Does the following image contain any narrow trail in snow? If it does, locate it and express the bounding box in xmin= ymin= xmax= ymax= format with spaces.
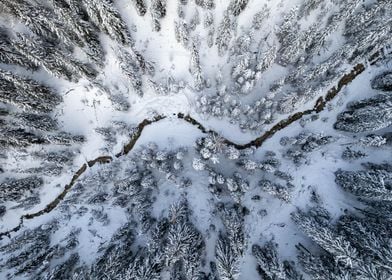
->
xmin=0 ymin=61 xmax=371 ymax=240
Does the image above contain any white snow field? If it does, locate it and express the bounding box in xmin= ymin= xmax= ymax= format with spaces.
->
xmin=0 ymin=0 xmax=391 ymax=279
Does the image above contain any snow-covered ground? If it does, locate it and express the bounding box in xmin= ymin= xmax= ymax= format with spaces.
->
xmin=0 ymin=0 xmax=391 ymax=279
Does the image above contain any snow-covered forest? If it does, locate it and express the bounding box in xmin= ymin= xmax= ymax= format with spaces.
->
xmin=0 ymin=0 xmax=391 ymax=279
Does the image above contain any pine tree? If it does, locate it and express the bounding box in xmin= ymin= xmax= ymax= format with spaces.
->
xmin=189 ymin=44 xmax=204 ymax=91
xmin=164 ymin=201 xmax=205 ymax=279
xmin=214 ymin=203 xmax=245 ymax=279
xmin=292 ymin=208 xmax=358 ymax=268
xmin=115 ymin=46 xmax=144 ymax=96
xmin=371 ymin=71 xmax=392 ymax=92
xmin=0 ymin=176 xmax=43 ymax=202
xmin=341 ymin=148 xmax=367 ymax=161
xmin=298 ymin=0 xmax=323 ymax=18
xmin=259 ymin=179 xmax=292 ymax=202
xmin=252 ymin=5 xmax=271 ymax=30
xmin=150 ymin=0 xmax=167 ymax=31
xmin=215 ymin=234 xmax=241 ymax=280
xmin=13 ymin=33 xmax=97 ymax=82
xmin=50 ymin=0 xmax=104 ymax=64
xmin=1 ymin=0 xmax=79 ymax=47
xmin=228 ymin=0 xmax=249 ymax=16
xmin=296 ymin=244 xmax=347 ymax=280
xmin=81 ymin=0 xmax=131 ymax=44
xmin=195 ymin=0 xmax=214 ymax=9
xmin=216 ymin=12 xmax=235 ymax=56
xmin=132 ymin=0 xmax=147 ymax=16
xmin=0 ymin=27 xmax=37 ymax=69
xmin=256 ymin=44 xmax=277 ymax=73
xmin=335 ymin=165 xmax=392 ymax=201
xmin=334 ymin=94 xmax=392 ymax=133
xmin=44 ymin=253 xmax=80 ymax=279
xmin=294 ymin=203 xmax=392 ymax=279
xmin=175 ymin=20 xmax=190 ymax=48
xmin=0 ymin=69 xmax=61 ymax=113
xmin=8 ymin=112 xmax=58 ymax=131
xmin=359 ymin=134 xmax=387 ymax=147
xmin=252 ymin=240 xmax=302 ymax=280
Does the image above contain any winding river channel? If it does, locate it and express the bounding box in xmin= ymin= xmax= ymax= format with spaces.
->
xmin=0 ymin=62 xmax=367 ymax=239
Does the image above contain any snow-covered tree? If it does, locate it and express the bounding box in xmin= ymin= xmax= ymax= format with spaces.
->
xmin=195 ymin=0 xmax=214 ymax=9
xmin=215 ymin=234 xmax=241 ymax=280
xmin=228 ymin=0 xmax=249 ymax=16
xmin=192 ymin=158 xmax=206 ymax=171
xmin=334 ymin=94 xmax=392 ymax=133
xmin=256 ymin=44 xmax=277 ymax=73
xmin=341 ymin=147 xmax=367 ymax=161
xmin=150 ymin=0 xmax=167 ymax=31
xmin=252 ymin=5 xmax=271 ymax=30
xmin=359 ymin=134 xmax=387 ymax=147
xmin=115 ymin=46 xmax=144 ymax=96
xmin=131 ymin=0 xmax=147 ymax=16
xmin=175 ymin=20 xmax=190 ymax=48
xmin=216 ymin=12 xmax=236 ymax=56
xmin=13 ymin=33 xmax=97 ymax=81
xmin=292 ymin=208 xmax=358 ymax=268
xmin=81 ymin=0 xmax=131 ymax=44
xmin=189 ymin=44 xmax=204 ymax=90
xmin=0 ymin=27 xmax=37 ymax=69
xmin=335 ymin=164 xmax=392 ymax=201
xmin=252 ymin=240 xmax=302 ymax=280
xmin=0 ymin=69 xmax=61 ymax=113
xmin=0 ymin=176 xmax=43 ymax=202
xmin=371 ymin=71 xmax=392 ymax=92
xmin=259 ymin=179 xmax=293 ymax=202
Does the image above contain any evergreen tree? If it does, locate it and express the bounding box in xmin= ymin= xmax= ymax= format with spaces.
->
xmin=50 ymin=0 xmax=104 ymax=64
xmin=132 ymin=0 xmax=147 ymax=16
xmin=292 ymin=208 xmax=358 ymax=268
xmin=189 ymin=44 xmax=205 ymax=91
xmin=335 ymin=164 xmax=392 ymax=201
xmin=13 ymin=33 xmax=97 ymax=82
xmin=359 ymin=134 xmax=387 ymax=147
xmin=215 ymin=203 xmax=245 ymax=280
xmin=228 ymin=0 xmax=249 ymax=16
xmin=215 ymin=234 xmax=241 ymax=280
xmin=371 ymin=71 xmax=392 ymax=92
xmin=256 ymin=44 xmax=277 ymax=73
xmin=81 ymin=0 xmax=131 ymax=44
xmin=150 ymin=0 xmax=167 ymax=31
xmin=0 ymin=176 xmax=43 ymax=202
xmin=252 ymin=240 xmax=303 ymax=280
xmin=252 ymin=5 xmax=271 ymax=30
xmin=1 ymin=0 xmax=79 ymax=47
xmin=216 ymin=12 xmax=236 ymax=56
xmin=195 ymin=0 xmax=214 ymax=9
xmin=0 ymin=27 xmax=37 ymax=69
xmin=334 ymin=94 xmax=392 ymax=133
xmin=115 ymin=46 xmax=144 ymax=96
xmin=175 ymin=20 xmax=190 ymax=48
xmin=0 ymin=69 xmax=61 ymax=113
xmin=259 ymin=179 xmax=293 ymax=202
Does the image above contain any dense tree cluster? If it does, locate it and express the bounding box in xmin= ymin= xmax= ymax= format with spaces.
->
xmin=371 ymin=71 xmax=392 ymax=92
xmin=334 ymin=94 xmax=392 ymax=133
xmin=293 ymin=183 xmax=392 ymax=279
xmin=214 ymin=202 xmax=246 ymax=280
xmin=335 ymin=163 xmax=392 ymax=201
xmin=341 ymin=147 xmax=367 ymax=161
xmin=252 ymin=239 xmax=303 ymax=280
xmin=280 ymin=132 xmax=334 ymax=165
xmin=0 ymin=176 xmax=43 ymax=203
